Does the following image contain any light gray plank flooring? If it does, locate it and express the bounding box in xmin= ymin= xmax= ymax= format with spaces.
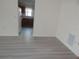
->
xmin=0 ymin=37 xmax=77 ymax=59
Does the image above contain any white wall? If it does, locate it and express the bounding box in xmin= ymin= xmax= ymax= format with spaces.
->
xmin=33 ymin=0 xmax=61 ymax=37
xmin=0 ymin=0 xmax=19 ymax=36
xmin=56 ymin=0 xmax=79 ymax=57
xmin=34 ymin=0 xmax=79 ymax=56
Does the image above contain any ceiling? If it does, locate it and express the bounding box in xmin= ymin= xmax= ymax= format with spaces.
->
xmin=18 ymin=0 xmax=35 ymax=8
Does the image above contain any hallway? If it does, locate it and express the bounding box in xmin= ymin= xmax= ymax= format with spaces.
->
xmin=0 ymin=36 xmax=77 ymax=59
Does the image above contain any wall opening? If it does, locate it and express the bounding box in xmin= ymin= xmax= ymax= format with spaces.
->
xmin=18 ymin=0 xmax=35 ymax=38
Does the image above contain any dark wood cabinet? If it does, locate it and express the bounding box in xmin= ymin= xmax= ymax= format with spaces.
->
xmin=21 ymin=17 xmax=33 ymax=28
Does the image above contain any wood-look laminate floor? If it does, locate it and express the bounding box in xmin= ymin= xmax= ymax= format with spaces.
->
xmin=0 ymin=37 xmax=77 ymax=59
xmin=0 ymin=28 xmax=77 ymax=59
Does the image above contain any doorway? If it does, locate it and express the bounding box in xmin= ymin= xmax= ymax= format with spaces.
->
xmin=18 ymin=0 xmax=35 ymax=38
